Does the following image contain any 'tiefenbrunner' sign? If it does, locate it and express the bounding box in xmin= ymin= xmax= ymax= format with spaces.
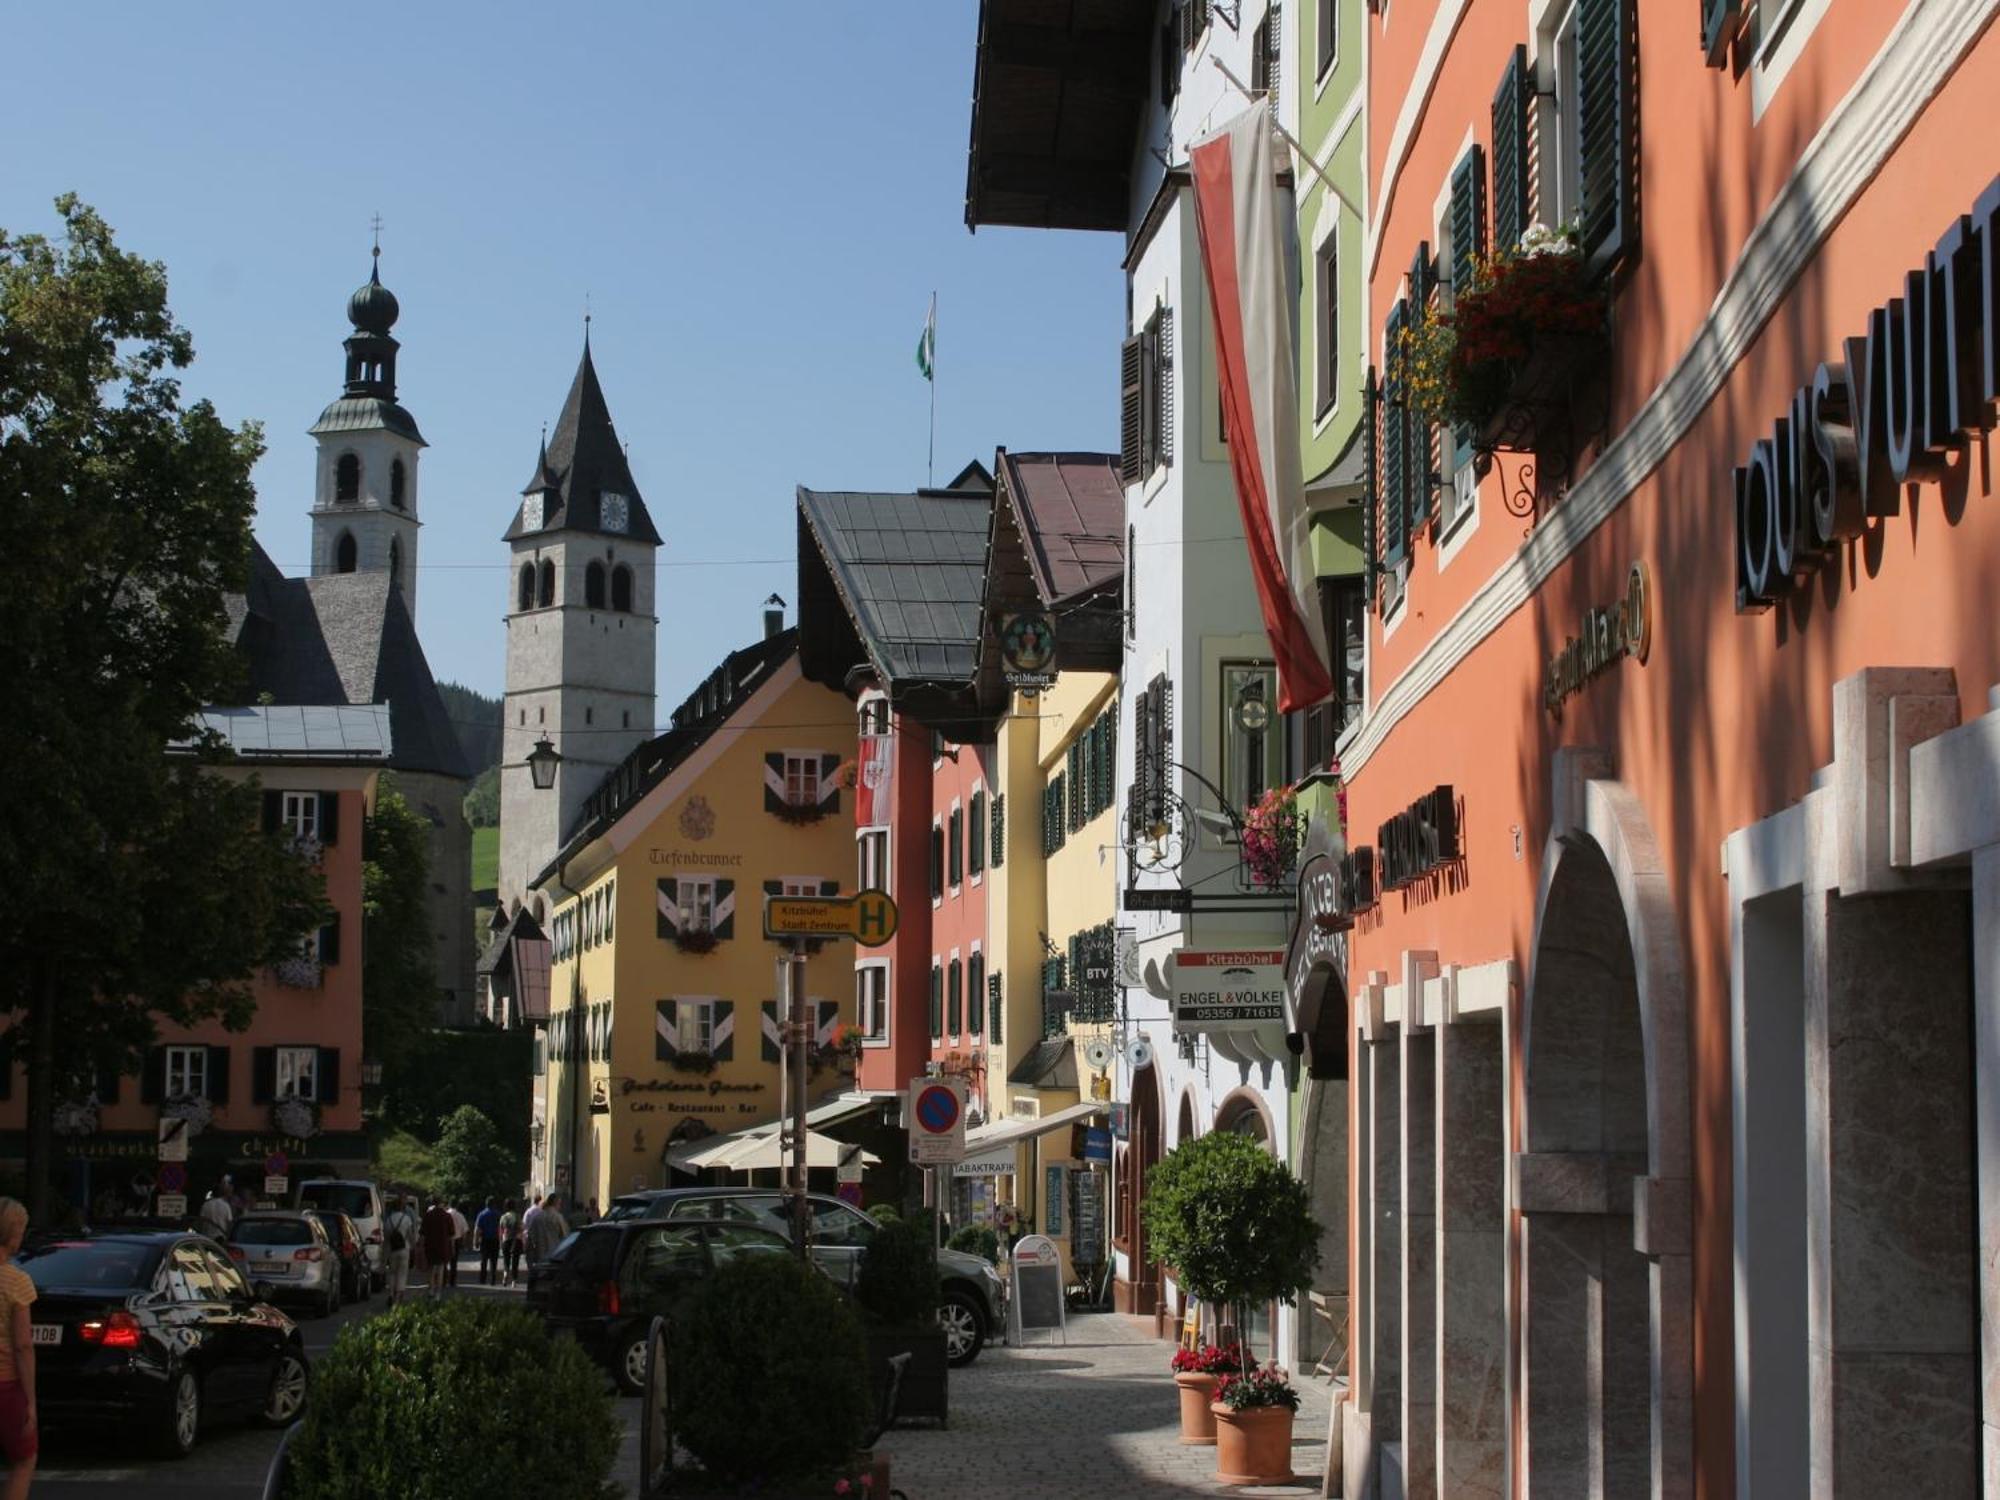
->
xmin=1170 ymin=949 xmax=1287 ymax=1032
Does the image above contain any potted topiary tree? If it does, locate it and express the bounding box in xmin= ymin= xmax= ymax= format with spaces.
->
xmin=855 ymin=1210 xmax=949 ymax=1426
xmin=1141 ymin=1131 xmax=1321 ymax=1486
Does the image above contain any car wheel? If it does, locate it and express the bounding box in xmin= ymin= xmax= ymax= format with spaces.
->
xmin=156 ymin=1370 xmax=201 ymax=1458
xmin=614 ymin=1328 xmax=650 ymax=1396
xmin=939 ymin=1289 xmax=985 ymax=1367
xmin=257 ymin=1348 xmax=309 ymax=1428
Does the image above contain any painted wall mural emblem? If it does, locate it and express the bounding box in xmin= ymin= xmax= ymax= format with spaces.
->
xmin=678 ymin=795 xmax=716 ymax=842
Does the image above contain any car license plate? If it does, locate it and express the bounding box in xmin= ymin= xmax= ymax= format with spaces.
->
xmin=253 ymin=1261 xmax=289 ymax=1275
xmin=29 ymin=1325 xmax=59 ymax=1347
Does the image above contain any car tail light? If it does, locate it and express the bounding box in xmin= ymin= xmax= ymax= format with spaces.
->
xmin=365 ymin=1227 xmax=382 ymax=1244
xmin=596 ymin=1280 xmax=620 ymax=1316
xmin=293 ymin=1247 xmax=325 ymax=1263
xmin=78 ymin=1312 xmax=143 ymax=1351
xmin=225 ymin=1246 xmax=247 ymax=1261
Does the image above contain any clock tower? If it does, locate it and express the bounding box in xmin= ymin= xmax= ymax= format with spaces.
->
xmin=497 ymin=334 xmax=662 ymax=915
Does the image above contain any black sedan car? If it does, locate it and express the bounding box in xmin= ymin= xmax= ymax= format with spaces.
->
xmin=526 ymin=1218 xmax=799 ymax=1394
xmin=19 ymin=1231 xmax=308 ymax=1458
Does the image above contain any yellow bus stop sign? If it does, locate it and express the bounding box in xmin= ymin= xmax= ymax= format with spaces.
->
xmin=763 ymin=890 xmax=899 ymax=947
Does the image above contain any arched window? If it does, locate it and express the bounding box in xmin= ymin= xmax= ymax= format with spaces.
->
xmin=335 ymin=531 xmax=358 ymax=573
xmin=388 ymin=536 xmax=402 ymax=586
xmin=612 ymin=564 xmax=633 ymax=613
xmin=518 ymin=562 xmax=535 ymax=611
xmin=390 ymin=458 xmax=406 ymax=510
xmin=538 ymin=559 xmax=556 ymax=609
xmin=335 ymin=453 xmax=360 ymax=502
xmin=585 ymin=561 xmax=606 ymax=610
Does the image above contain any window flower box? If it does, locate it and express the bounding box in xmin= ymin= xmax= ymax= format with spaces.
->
xmin=673 ymin=928 xmax=720 ymax=956
xmin=1241 ymin=787 xmax=1300 ymax=890
xmin=772 ymin=800 xmax=827 ymax=827
xmin=671 ymin=1049 xmax=718 ymax=1075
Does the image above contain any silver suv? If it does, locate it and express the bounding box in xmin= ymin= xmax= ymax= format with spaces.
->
xmin=605 ymin=1188 xmax=1004 ymax=1366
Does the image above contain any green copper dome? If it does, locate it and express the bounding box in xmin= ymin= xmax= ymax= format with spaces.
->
xmin=347 ymin=255 xmax=399 ymax=335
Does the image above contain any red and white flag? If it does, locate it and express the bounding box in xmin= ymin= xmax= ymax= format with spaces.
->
xmin=856 ymin=734 xmax=895 ymax=826
xmin=1191 ymin=108 xmax=1334 ymax=713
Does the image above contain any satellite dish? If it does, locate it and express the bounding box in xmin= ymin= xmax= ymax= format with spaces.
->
xmin=1083 ymin=1039 xmax=1114 ymax=1073
xmin=1127 ymin=1037 xmax=1154 ymax=1071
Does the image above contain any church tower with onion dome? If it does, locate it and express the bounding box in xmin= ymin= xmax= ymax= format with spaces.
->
xmin=308 ymin=243 xmax=426 ymax=621
xmin=496 ymin=330 xmax=662 ymax=917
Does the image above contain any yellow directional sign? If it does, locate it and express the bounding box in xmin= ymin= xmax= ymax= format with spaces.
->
xmin=763 ymin=890 xmax=899 ymax=947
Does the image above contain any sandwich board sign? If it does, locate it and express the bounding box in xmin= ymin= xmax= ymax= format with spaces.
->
xmin=1007 ymin=1233 xmax=1067 ymax=1345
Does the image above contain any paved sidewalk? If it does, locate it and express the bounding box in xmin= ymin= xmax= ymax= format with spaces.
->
xmin=874 ymin=1311 xmax=1333 ymax=1499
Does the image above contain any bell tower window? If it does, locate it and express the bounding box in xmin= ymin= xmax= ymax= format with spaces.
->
xmin=335 ymin=453 xmax=360 ymax=502
xmin=390 ymin=458 xmax=406 ymax=510
xmin=335 ymin=532 xmax=358 ymax=573
xmin=585 ymin=562 xmax=606 ymax=610
xmin=518 ymin=563 xmax=535 ymax=612
xmin=538 ymin=560 xmax=556 ymax=609
xmin=388 ymin=536 xmax=402 ymax=587
xmin=612 ymin=564 xmax=633 ymax=613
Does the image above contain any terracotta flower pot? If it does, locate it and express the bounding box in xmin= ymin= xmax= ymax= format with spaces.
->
xmin=1210 ymin=1402 xmax=1295 ymax=1486
xmin=1174 ymin=1371 xmax=1219 ymax=1445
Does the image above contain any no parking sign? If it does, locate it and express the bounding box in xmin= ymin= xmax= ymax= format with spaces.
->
xmin=907 ymin=1077 xmax=965 ymax=1165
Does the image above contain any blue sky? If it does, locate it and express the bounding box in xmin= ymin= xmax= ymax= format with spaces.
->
xmin=3 ymin=2 xmax=1124 ymax=715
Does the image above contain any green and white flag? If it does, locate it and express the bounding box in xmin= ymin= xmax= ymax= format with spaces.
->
xmin=916 ymin=295 xmax=935 ymax=382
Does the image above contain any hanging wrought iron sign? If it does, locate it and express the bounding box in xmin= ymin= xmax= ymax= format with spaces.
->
xmin=999 ymin=611 xmax=1057 ymax=695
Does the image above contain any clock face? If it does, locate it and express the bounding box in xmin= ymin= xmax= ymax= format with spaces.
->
xmin=522 ymin=494 xmax=544 ymax=531
xmin=601 ymin=492 xmax=629 ymax=533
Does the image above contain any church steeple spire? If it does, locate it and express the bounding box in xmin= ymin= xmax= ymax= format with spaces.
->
xmin=342 ymin=245 xmax=403 ymax=400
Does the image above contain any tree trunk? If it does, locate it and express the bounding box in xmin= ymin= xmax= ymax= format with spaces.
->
xmin=26 ymin=964 xmax=57 ymax=1224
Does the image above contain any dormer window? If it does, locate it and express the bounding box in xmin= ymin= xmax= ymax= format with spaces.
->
xmin=335 ymin=453 xmax=360 ymax=503
xmin=522 ymin=493 xmax=544 ymax=531
xmin=601 ymin=492 xmax=629 ymax=533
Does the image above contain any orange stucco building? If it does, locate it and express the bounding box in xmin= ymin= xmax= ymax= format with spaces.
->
xmin=1331 ymin=2 xmax=2000 ymax=1496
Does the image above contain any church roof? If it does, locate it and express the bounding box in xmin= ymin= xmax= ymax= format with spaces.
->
xmin=502 ymin=342 xmax=662 ymax=545
xmin=308 ymin=394 xmax=426 ymax=445
xmin=225 ymin=543 xmax=471 ymax=780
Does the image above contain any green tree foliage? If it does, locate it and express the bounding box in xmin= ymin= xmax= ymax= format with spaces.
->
xmin=855 ymin=1210 xmax=939 ymax=1326
xmin=430 ymin=1105 xmax=516 ymax=1207
xmin=362 ymin=777 xmax=435 ymax=1084
xmin=461 ymin=764 xmax=500 ymax=828
xmin=283 ymin=1298 xmax=618 ymax=1500
xmin=1140 ymin=1130 xmax=1320 ymax=1347
xmin=435 ymin=681 xmax=501 ymax=780
xmin=673 ymin=1253 xmax=869 ymax=1488
xmin=379 ymin=1028 xmax=531 ymax=1165
xmin=0 ymin=196 xmax=324 ymax=1216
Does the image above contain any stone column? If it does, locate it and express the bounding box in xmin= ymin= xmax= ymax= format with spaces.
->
xmin=1979 ymin=847 xmax=2000 ymax=1497
xmin=1805 ymin=888 xmax=1979 ymax=1495
xmin=1436 ymin=1011 xmax=1505 ymax=1498
xmin=1402 ymin=1003 xmax=1438 ymax=1498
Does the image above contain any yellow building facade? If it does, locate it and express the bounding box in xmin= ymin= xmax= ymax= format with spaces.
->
xmin=535 ymin=637 xmax=859 ymax=1210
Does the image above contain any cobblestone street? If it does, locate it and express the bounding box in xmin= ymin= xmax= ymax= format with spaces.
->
xmin=620 ymin=1311 xmax=1336 ymax=1499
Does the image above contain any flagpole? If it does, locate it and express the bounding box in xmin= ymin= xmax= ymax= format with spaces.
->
xmin=927 ymin=291 xmax=937 ymax=488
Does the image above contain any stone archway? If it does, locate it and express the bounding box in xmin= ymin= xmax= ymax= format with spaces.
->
xmin=1519 ymin=755 xmax=1691 ymax=1500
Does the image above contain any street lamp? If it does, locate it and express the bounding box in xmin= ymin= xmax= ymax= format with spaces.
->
xmin=527 ymin=735 xmax=560 ymax=790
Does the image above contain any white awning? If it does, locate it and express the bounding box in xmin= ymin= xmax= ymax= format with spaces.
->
xmin=687 ymin=1129 xmax=880 ymax=1174
xmin=958 ymin=1101 xmax=1101 ymax=1156
xmin=664 ymin=1094 xmax=878 ymax=1171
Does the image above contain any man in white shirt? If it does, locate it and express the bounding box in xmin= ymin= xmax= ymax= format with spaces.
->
xmin=198 ymin=1179 xmax=235 ymax=1239
xmin=445 ymin=1202 xmax=469 ymax=1288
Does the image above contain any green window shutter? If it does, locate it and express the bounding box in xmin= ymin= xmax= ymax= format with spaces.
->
xmin=1578 ymin=0 xmax=1637 ymax=277
xmin=1491 ymin=46 xmax=1530 ymax=254
xmin=1702 ymin=0 xmax=1743 ymax=68
xmin=968 ymin=954 xmax=984 ymax=1035
xmin=1381 ymin=308 xmax=1409 ymax=566
xmin=970 ymin=792 xmax=986 ymax=873
xmin=948 ymin=960 xmax=962 ymax=1035
xmin=929 ymin=966 xmax=943 ymax=1039
xmin=1120 ymin=334 xmax=1145 ymax=483
xmin=1363 ymin=366 xmax=1380 ymax=606
xmin=1449 ymin=147 xmax=1487 ymax=296
xmin=1408 ymin=244 xmax=1436 ymax=526
xmin=988 ymin=972 xmax=1003 ymax=1043
xmin=991 ymin=793 xmax=1005 ymax=867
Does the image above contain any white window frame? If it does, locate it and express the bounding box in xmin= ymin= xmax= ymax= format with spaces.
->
xmin=858 ymin=695 xmax=890 ymax=737
xmin=281 ymin=791 xmax=319 ymax=840
xmin=1314 ymin=229 xmax=1340 ymax=420
xmin=782 ymin=753 xmax=821 ymax=807
xmin=165 ymin=1045 xmax=207 ymax=1099
xmin=1749 ymin=0 xmax=1834 ymax=121
xmin=780 ymin=875 xmax=822 ymax=898
xmin=857 ymin=962 xmax=890 ymax=1045
xmin=1538 ymin=0 xmax=1584 ymax=234
xmin=679 ymin=1000 xmax=715 ymax=1055
xmin=858 ymin=829 xmax=890 ymax=893
xmin=1431 ymin=159 xmax=1479 ymax=550
xmin=276 ymin=1046 xmax=318 ymax=1101
xmin=1219 ymin=660 xmax=1282 ymax=824
xmin=679 ymin=877 xmax=717 ymax=934
xmin=1314 ymin=0 xmax=1338 ymax=87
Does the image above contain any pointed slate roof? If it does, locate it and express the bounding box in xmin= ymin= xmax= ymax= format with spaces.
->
xmin=503 ymin=342 xmax=662 ymax=545
xmin=225 ymin=542 xmax=471 ymax=780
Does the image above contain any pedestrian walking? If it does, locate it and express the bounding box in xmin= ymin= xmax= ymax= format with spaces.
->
xmin=198 ymin=1179 xmax=235 ymax=1240
xmin=444 ymin=1201 xmax=468 ymax=1288
xmin=498 ymin=1199 xmax=522 ymax=1287
xmin=382 ymin=1195 xmax=417 ymax=1307
xmin=519 ymin=1194 xmax=543 ymax=1274
xmin=474 ymin=1198 xmax=501 ymax=1285
xmin=419 ymin=1197 xmax=455 ymax=1298
xmin=0 ymin=1198 xmax=37 ymax=1500
xmin=524 ymin=1193 xmax=568 ymax=1269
